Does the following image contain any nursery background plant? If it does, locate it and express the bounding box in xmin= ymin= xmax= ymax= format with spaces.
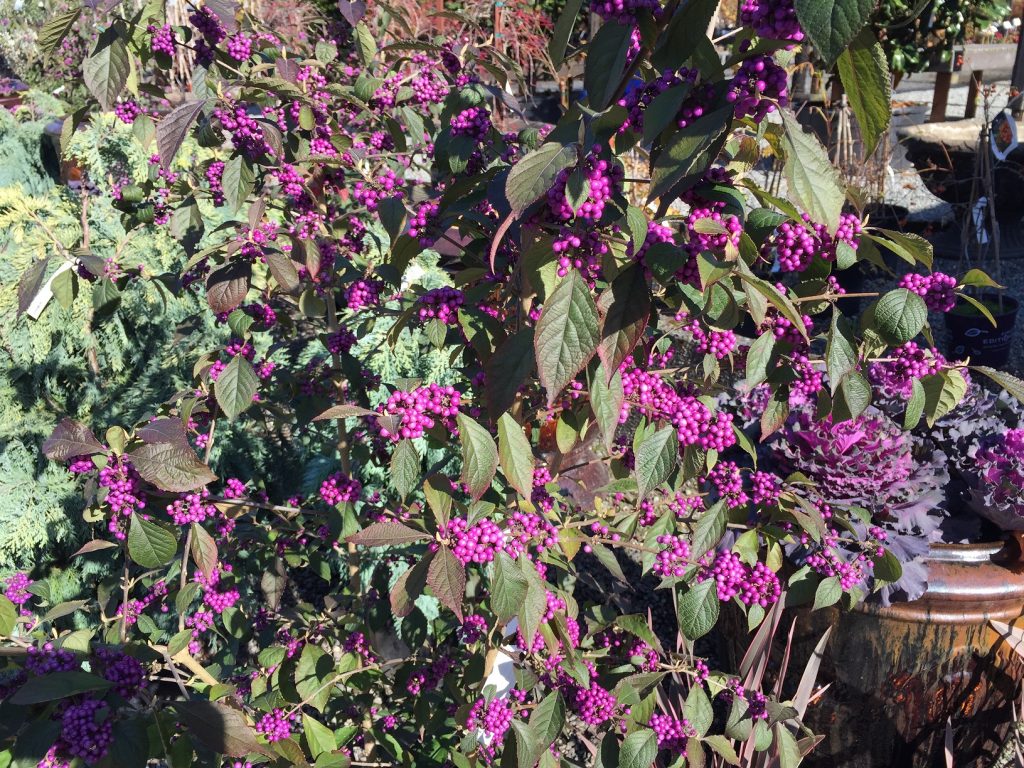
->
xmin=1 ymin=0 xmax=1024 ymax=767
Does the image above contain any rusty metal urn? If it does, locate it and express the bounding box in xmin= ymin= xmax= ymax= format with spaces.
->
xmin=727 ymin=542 xmax=1024 ymax=767
xmin=802 ymin=542 xmax=1024 ymax=766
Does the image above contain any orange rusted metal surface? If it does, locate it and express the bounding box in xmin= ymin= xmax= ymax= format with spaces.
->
xmin=732 ymin=542 xmax=1024 ymax=766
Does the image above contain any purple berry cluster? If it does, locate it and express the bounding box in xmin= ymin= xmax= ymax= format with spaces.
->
xmin=60 ymin=698 xmax=113 ymax=762
xmin=417 ymin=287 xmax=465 ymax=325
xmin=409 ymin=199 xmax=441 ymax=247
xmin=147 ymin=23 xmax=175 ymax=56
xmin=326 ymin=328 xmax=357 ymax=355
xmin=26 ymin=642 xmax=78 ymax=675
xmin=206 ymin=160 xmax=225 ymax=205
xmin=707 ymin=461 xmax=750 ymax=509
xmin=189 ymin=7 xmax=226 ymax=67
xmin=751 ymin=470 xmax=782 ymax=505
xmin=377 ymin=383 xmax=462 ymax=441
xmin=444 ymin=517 xmax=505 ymax=565
xmin=215 ymin=103 xmax=273 ymax=158
xmin=899 ymin=271 xmax=958 ymax=312
xmin=740 ymin=0 xmax=804 ymax=43
xmin=728 ymin=54 xmax=788 ymax=122
xmin=353 ymin=169 xmax=402 ymax=211
xmin=450 ymin=106 xmax=492 ymax=141
xmin=4 ymin=572 xmax=32 ymax=609
xmin=255 ymin=708 xmax=294 ymax=742
xmin=650 ymin=713 xmax=693 ymax=755
xmin=319 ymin=472 xmax=362 ymax=505
xmin=167 ymin=488 xmax=217 ymax=525
xmin=466 ymin=696 xmax=515 ymax=743
xmin=547 ymin=149 xmax=623 ymax=224
xmin=345 ymin=278 xmax=385 ymax=310
xmin=678 ymin=313 xmax=737 ymax=359
xmin=94 ymin=647 xmax=146 ymax=696
xmin=98 ymin=458 xmax=148 ymax=539
xmin=553 ymin=228 xmax=609 ymax=281
xmin=113 ymin=99 xmax=142 ymax=124
xmin=652 ymin=534 xmax=691 ymax=578
xmin=869 ymin=341 xmax=948 ymax=398
xmin=699 ymin=550 xmax=781 ymax=607
xmin=620 ymin=358 xmax=736 ymax=451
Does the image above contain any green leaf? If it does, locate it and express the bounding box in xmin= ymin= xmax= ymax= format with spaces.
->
xmin=597 ymin=263 xmax=652 ymax=377
xmin=737 ymin=272 xmax=808 ymax=342
xmin=506 ymin=142 xmax=577 ymax=217
xmin=128 ymin=441 xmax=217 ymax=492
xmin=190 ymin=523 xmax=218 ymax=579
xmin=205 ymin=259 xmax=252 ymax=314
xmin=904 ymin=377 xmax=926 ymax=429
xmin=649 ymin=107 xmax=732 ymax=201
xmin=833 ymin=371 xmax=872 ymax=422
xmin=691 ymin=501 xmax=727 ymax=559
xmin=745 ymin=332 xmax=776 ymax=387
xmin=678 ymin=579 xmax=720 ymax=639
xmin=157 ymin=99 xmax=207 ymax=168
xmin=619 ymin=728 xmax=658 ymax=768
xmin=549 ymin=0 xmax=584 ymax=67
xmin=590 ymin=362 xmax=624 ymax=451
xmin=303 ymin=715 xmax=337 ymax=759
xmin=11 ymin=671 xmax=111 ymax=705
xmin=42 ymin=419 xmax=105 ymax=461
xmin=703 ymin=735 xmax=740 ymax=765
xmin=353 ymin=22 xmax=377 ymax=66
xmin=0 ymin=595 xmax=16 ymax=636
xmin=584 ymin=21 xmax=633 ymax=111
xmin=794 ymin=0 xmax=875 ymax=67
xmin=222 ymin=154 xmax=254 ymax=213
xmin=427 ymin=546 xmax=466 ymax=620
xmin=870 ymin=229 xmax=933 ymax=269
xmin=519 ymin=572 xmax=549 ymax=647
xmin=642 ymin=83 xmax=693 ymax=145
xmin=813 ymin=575 xmax=843 ymax=610
xmin=760 ymin=386 xmax=790 ymax=440
xmin=634 ymin=426 xmax=678 ymax=497
xmin=921 ymin=369 xmax=968 ymax=427
xmin=486 ymin=328 xmax=536 ymax=419
xmin=836 ymin=28 xmax=891 ymax=157
xmin=128 ymin=515 xmax=178 ymax=568
xmin=781 ymin=110 xmax=845 ymax=232
xmin=390 ymin=439 xmax=420 ymax=500
xmin=774 ymin=724 xmax=802 ymax=768
xmin=528 ymin=691 xmax=566 ymax=757
xmin=456 ymin=413 xmax=499 ymax=500
xmin=491 ymin=551 xmax=528 ymax=622
xmin=956 ymin=292 xmax=998 ymax=328
xmin=172 ymin=701 xmax=267 ymax=759
xmin=971 ymin=366 xmax=1024 ymax=405
xmin=826 ymin=314 xmax=858 ymax=395
xmin=83 ymin=27 xmax=129 ymax=111
xmin=39 ymin=8 xmax=81 ymax=55
xmin=873 ymin=289 xmax=927 ymax=345
xmin=535 ymin=272 xmax=601 ymax=407
xmin=960 ymin=268 xmax=1002 ymax=289
xmin=497 ymin=414 xmax=534 ymax=499
xmin=652 ymin=0 xmax=720 ymax=70
xmin=295 ymin=644 xmax=334 ymax=713
xmin=215 ymin=355 xmax=259 ymax=420
xmin=685 ymin=686 xmax=714 ymax=737
xmin=347 ymin=521 xmax=429 ymax=547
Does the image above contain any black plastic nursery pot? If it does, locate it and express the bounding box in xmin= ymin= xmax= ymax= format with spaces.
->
xmin=945 ymin=292 xmax=1019 ymax=368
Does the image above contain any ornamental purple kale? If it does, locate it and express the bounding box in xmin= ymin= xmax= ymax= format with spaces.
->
xmin=770 ymin=407 xmax=947 ymax=515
